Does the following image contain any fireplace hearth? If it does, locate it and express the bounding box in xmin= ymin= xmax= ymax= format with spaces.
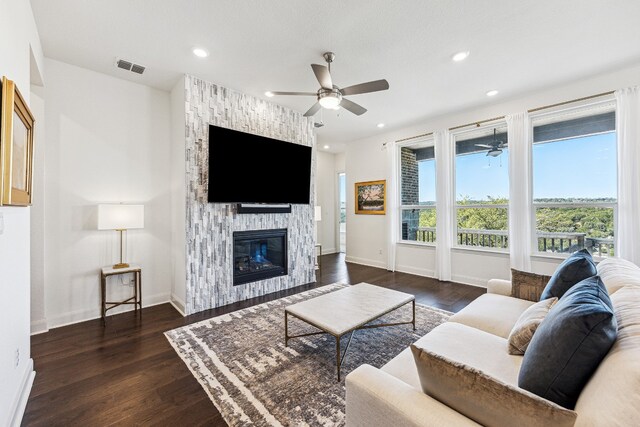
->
xmin=233 ymin=229 xmax=288 ymax=285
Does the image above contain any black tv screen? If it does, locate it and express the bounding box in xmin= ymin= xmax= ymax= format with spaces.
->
xmin=208 ymin=124 xmax=312 ymax=204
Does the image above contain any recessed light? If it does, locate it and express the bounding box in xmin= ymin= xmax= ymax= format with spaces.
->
xmin=377 ymin=123 xmax=385 ymax=128
xmin=264 ymin=91 xmax=274 ymax=97
xmin=323 ymin=145 xmax=330 ymax=149
xmin=452 ymin=51 xmax=470 ymax=62
xmin=192 ymin=47 xmax=209 ymax=58
xmin=486 ymin=89 xmax=499 ymax=97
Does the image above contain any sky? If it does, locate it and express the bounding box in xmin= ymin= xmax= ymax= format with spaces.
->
xmin=417 ymin=132 xmax=616 ymax=202
xmin=339 ymin=173 xmax=346 ymax=205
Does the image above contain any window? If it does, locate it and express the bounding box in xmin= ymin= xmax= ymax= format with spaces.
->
xmin=532 ymin=104 xmax=616 ymax=257
xmin=399 ymin=139 xmax=436 ymax=244
xmin=454 ymin=124 xmax=509 ymax=249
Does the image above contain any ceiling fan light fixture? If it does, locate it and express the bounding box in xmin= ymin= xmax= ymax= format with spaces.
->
xmin=487 ymin=148 xmax=502 ymax=157
xmin=318 ymin=91 xmax=342 ymax=109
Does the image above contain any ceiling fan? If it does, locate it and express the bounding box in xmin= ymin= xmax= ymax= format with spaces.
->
xmin=475 ymin=128 xmax=508 ymax=157
xmin=267 ymin=52 xmax=389 ymax=117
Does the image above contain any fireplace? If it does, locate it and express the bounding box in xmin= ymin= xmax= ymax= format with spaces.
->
xmin=233 ymin=229 xmax=288 ymax=285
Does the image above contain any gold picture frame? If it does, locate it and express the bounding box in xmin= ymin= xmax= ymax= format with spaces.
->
xmin=1 ymin=76 xmax=35 ymax=206
xmin=355 ymin=180 xmax=386 ymax=215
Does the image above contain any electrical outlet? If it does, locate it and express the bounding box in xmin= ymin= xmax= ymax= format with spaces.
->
xmin=15 ymin=348 xmax=19 ymax=367
xmin=378 ymin=249 xmax=383 ymax=255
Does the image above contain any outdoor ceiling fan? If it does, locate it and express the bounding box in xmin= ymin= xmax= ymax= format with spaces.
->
xmin=475 ymin=128 xmax=508 ymax=157
xmin=267 ymin=52 xmax=389 ymax=117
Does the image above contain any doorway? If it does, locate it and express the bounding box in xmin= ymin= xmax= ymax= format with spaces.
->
xmin=338 ymin=172 xmax=346 ymax=253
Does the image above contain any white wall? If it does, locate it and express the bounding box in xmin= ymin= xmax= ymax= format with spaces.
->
xmin=41 ymin=58 xmax=173 ymax=327
xmin=345 ymin=139 xmax=387 ymax=268
xmin=0 ymin=0 xmax=43 ymax=424
xmin=170 ymin=76 xmax=186 ymax=314
xmin=315 ymin=151 xmax=337 ymax=254
xmin=346 ymin=62 xmax=640 ymax=286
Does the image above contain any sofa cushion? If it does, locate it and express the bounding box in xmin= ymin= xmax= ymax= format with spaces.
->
xmin=411 ymin=346 xmax=577 ymax=427
xmin=384 ymin=322 xmax=522 ymax=386
xmin=574 ymin=285 xmax=640 ymax=426
xmin=511 ymin=269 xmax=552 ymax=301
xmin=540 ymin=249 xmax=597 ymax=300
xmin=519 ymin=276 xmax=617 ymax=409
xmin=449 ymin=293 xmax=534 ymax=339
xmin=507 ymin=297 xmax=557 ymax=355
xmin=597 ymin=257 xmax=640 ymax=295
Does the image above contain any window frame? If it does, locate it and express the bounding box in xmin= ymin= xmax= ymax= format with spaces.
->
xmin=397 ymin=137 xmax=436 ymax=247
xmin=452 ymin=121 xmax=510 ymax=252
xmin=529 ymin=100 xmax=617 ymax=260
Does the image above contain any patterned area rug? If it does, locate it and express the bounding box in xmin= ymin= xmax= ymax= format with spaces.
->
xmin=165 ymin=283 xmax=451 ymax=426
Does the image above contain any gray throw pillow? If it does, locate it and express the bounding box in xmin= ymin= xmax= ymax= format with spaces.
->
xmin=519 ymin=276 xmax=617 ymax=409
xmin=540 ymin=249 xmax=597 ymax=300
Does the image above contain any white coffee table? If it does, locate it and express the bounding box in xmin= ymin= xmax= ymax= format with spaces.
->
xmin=284 ymin=283 xmax=416 ymax=381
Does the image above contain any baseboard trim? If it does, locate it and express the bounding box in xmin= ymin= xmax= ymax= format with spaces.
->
xmin=450 ymin=273 xmax=489 ymax=288
xmin=319 ymin=247 xmax=338 ymax=255
xmin=10 ymin=358 xmax=35 ymax=427
xmin=30 ymin=318 xmax=49 ymax=335
xmin=395 ymin=264 xmax=435 ymax=278
xmin=170 ymin=293 xmax=186 ymax=316
xmin=345 ymin=255 xmax=387 ymax=270
xmin=47 ymin=292 xmax=171 ymax=329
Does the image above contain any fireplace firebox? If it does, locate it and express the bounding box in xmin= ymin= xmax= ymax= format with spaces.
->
xmin=233 ymin=229 xmax=288 ymax=285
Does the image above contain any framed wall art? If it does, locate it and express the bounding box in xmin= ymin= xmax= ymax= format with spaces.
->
xmin=355 ymin=180 xmax=386 ymax=215
xmin=1 ymin=76 xmax=35 ymax=206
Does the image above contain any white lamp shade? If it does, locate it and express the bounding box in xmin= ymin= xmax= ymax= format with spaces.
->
xmin=315 ymin=206 xmax=322 ymax=221
xmin=98 ymin=204 xmax=144 ymax=230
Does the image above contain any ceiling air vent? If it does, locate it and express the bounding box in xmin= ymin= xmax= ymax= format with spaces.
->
xmin=115 ymin=58 xmax=145 ymax=75
xmin=116 ymin=59 xmax=132 ymax=71
xmin=131 ymin=64 xmax=145 ymax=74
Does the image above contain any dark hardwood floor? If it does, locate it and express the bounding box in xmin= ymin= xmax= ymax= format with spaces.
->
xmin=23 ymin=253 xmax=485 ymax=426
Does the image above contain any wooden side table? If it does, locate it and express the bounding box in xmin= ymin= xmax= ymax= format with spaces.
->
xmin=100 ymin=264 xmax=142 ymax=325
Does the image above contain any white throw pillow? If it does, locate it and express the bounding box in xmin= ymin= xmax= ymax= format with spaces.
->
xmin=507 ymin=297 xmax=558 ymax=355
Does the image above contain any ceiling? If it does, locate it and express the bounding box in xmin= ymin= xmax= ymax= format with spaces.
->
xmin=31 ymin=1 xmax=640 ymax=149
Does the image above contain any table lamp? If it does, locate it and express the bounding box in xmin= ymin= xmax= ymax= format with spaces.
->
xmin=98 ymin=204 xmax=144 ymax=269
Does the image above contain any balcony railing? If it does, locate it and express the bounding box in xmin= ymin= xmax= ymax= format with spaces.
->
xmin=414 ymin=226 xmax=613 ymax=256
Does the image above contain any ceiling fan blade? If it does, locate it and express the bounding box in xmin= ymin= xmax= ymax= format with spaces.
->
xmin=340 ymin=79 xmax=389 ymax=96
xmin=311 ymin=64 xmax=333 ymax=89
xmin=475 ymin=144 xmax=494 ymax=148
xmin=270 ymin=91 xmax=317 ymax=96
xmin=340 ymin=98 xmax=367 ymax=116
xmin=303 ymin=102 xmax=322 ymax=117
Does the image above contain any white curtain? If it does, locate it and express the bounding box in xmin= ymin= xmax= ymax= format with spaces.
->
xmin=615 ymin=87 xmax=640 ymax=266
xmin=386 ymin=141 xmax=398 ymax=271
xmin=435 ymin=130 xmax=453 ymax=281
xmin=506 ymin=112 xmax=532 ymax=272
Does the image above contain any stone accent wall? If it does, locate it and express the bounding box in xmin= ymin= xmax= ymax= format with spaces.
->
xmin=183 ymin=75 xmax=316 ymax=314
xmin=400 ymin=147 xmax=420 ymax=240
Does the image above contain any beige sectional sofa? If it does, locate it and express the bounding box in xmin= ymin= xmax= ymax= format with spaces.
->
xmin=345 ymin=257 xmax=640 ymax=426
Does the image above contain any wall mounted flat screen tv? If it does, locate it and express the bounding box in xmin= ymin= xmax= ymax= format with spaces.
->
xmin=208 ymin=124 xmax=312 ymax=204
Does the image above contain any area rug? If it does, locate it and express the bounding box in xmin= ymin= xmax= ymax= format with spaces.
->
xmin=165 ymin=283 xmax=451 ymax=426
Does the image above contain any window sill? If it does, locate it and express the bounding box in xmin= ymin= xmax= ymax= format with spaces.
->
xmin=397 ymin=241 xmax=436 ymax=248
xmin=532 ymin=252 xmax=610 ymax=264
xmin=452 ymin=246 xmax=510 ymax=256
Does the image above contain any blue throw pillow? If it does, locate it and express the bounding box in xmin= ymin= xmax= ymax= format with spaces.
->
xmin=518 ymin=276 xmax=617 ymax=409
xmin=540 ymin=249 xmax=597 ymax=300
